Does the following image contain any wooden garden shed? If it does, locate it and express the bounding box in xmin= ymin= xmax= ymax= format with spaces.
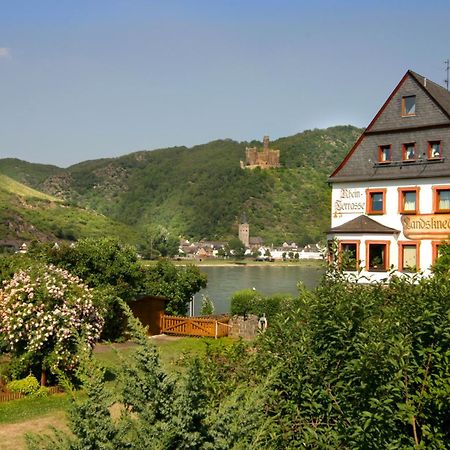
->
xmin=130 ymin=295 xmax=169 ymax=336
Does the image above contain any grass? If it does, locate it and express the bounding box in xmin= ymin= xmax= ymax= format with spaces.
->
xmin=0 ymin=393 xmax=71 ymax=424
xmin=93 ymin=336 xmax=234 ymax=375
xmin=0 ymin=336 xmax=235 ymax=429
xmin=0 ymin=174 xmax=58 ymax=202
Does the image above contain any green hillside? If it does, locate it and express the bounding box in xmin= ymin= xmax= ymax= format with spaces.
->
xmin=0 ymin=174 xmax=140 ymax=248
xmin=0 ymin=125 xmax=362 ymax=245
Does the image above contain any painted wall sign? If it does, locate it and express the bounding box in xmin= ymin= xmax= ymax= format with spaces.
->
xmin=333 ymin=189 xmax=365 ymax=218
xmin=402 ymin=214 xmax=450 ymax=239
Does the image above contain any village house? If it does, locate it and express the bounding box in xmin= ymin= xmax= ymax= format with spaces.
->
xmin=328 ymin=70 xmax=450 ymax=281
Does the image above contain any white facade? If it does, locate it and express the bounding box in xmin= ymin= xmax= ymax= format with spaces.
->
xmin=328 ymin=70 xmax=450 ymax=282
xmin=329 ymin=178 xmax=450 ymax=281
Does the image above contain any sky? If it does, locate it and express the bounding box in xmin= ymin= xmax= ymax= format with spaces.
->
xmin=1 ymin=0 xmax=450 ymax=167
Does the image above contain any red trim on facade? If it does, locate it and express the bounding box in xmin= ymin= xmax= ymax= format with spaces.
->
xmin=398 ymin=241 xmax=420 ymax=272
xmin=365 ymin=71 xmax=411 ymax=132
xmin=402 ymin=142 xmax=416 ymax=161
xmin=330 ymin=70 xmax=450 ymax=180
xmin=398 ymin=186 xmax=420 ymax=214
xmin=365 ymin=240 xmax=390 ymax=272
xmin=338 ymin=240 xmax=360 ymax=270
xmin=329 ymin=133 xmax=365 ymax=179
xmin=378 ymin=144 xmax=392 ymax=163
xmin=401 ymin=95 xmax=416 ymax=117
xmin=330 ymin=71 xmax=410 ymax=179
xmin=432 ymin=185 xmax=450 ymax=213
xmin=432 ymin=240 xmax=444 ymax=264
xmin=409 ymin=71 xmax=450 ymax=120
xmin=428 ymin=140 xmax=443 ymax=160
xmin=366 ymin=188 xmax=387 ymax=215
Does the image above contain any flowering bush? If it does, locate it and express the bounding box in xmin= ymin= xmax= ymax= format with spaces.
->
xmin=0 ymin=264 xmax=103 ymax=381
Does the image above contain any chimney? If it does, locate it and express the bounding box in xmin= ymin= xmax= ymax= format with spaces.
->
xmin=424 ymin=77 xmax=427 ymax=87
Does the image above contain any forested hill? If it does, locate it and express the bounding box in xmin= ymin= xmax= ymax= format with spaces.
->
xmin=0 ymin=174 xmax=140 ymax=248
xmin=0 ymin=125 xmax=362 ymax=245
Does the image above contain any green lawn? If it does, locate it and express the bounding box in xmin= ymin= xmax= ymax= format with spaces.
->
xmin=0 ymin=336 xmax=235 ymax=426
xmin=94 ymin=336 xmax=234 ymax=375
xmin=0 ymin=394 xmax=71 ymax=424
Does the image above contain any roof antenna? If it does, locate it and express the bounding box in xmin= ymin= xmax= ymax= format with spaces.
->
xmin=445 ymin=59 xmax=449 ymax=90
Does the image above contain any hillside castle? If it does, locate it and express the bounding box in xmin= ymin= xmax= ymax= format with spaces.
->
xmin=240 ymin=136 xmax=280 ymax=169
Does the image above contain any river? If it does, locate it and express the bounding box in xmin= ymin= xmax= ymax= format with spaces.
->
xmin=192 ymin=264 xmax=325 ymax=315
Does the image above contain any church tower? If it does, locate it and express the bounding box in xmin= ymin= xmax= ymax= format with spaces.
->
xmin=238 ymin=213 xmax=250 ymax=248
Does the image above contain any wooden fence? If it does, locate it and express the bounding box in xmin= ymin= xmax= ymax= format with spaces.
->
xmin=160 ymin=315 xmax=231 ymax=338
xmin=0 ymin=386 xmax=62 ymax=403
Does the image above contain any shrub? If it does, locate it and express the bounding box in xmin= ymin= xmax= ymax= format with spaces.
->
xmin=253 ymin=293 xmax=294 ymax=321
xmin=230 ymin=289 xmax=260 ymax=317
xmin=230 ymin=290 xmax=293 ymax=322
xmin=7 ymin=374 xmax=40 ymax=395
xmin=31 ymin=386 xmax=50 ymax=398
xmin=200 ymin=294 xmax=215 ymax=316
xmin=0 ymin=264 xmax=104 ymax=384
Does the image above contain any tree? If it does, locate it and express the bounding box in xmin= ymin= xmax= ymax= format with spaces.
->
xmin=431 ymin=240 xmax=450 ymax=274
xmin=143 ymin=260 xmax=207 ymax=315
xmin=225 ymin=238 xmax=246 ymax=259
xmin=0 ymin=265 xmax=103 ymax=385
xmin=141 ymin=225 xmax=179 ymax=259
xmin=27 ymin=306 xmax=272 ymax=450
xmin=200 ymin=295 xmax=215 ymax=316
xmin=27 ymin=238 xmax=145 ymax=340
xmin=252 ymin=248 xmax=262 ymax=260
xmin=29 ymin=237 xmax=143 ymax=301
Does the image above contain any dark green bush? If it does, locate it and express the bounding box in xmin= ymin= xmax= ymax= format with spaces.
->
xmin=230 ymin=289 xmax=259 ymax=317
xmin=230 ymin=289 xmax=294 ymax=322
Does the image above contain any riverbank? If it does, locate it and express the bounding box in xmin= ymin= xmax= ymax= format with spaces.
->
xmin=144 ymin=258 xmax=326 ymax=268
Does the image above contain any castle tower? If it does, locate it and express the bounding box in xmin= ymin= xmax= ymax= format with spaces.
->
xmin=238 ymin=213 xmax=250 ymax=248
xmin=242 ymin=135 xmax=280 ymax=169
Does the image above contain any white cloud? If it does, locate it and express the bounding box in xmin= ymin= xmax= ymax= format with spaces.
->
xmin=0 ymin=48 xmax=11 ymax=59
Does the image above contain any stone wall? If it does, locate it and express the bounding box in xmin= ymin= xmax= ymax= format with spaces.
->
xmin=229 ymin=314 xmax=259 ymax=340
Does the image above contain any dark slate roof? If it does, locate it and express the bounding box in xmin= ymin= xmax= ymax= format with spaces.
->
xmin=249 ymin=236 xmax=264 ymax=244
xmin=328 ymin=215 xmax=400 ymax=234
xmin=409 ymin=70 xmax=450 ymax=117
xmin=329 ymin=70 xmax=450 ymax=183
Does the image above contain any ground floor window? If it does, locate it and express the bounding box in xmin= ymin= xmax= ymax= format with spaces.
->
xmin=398 ymin=242 xmax=419 ymax=272
xmin=339 ymin=241 xmax=359 ymax=270
xmin=432 ymin=241 xmax=445 ymax=264
xmin=366 ymin=241 xmax=389 ymax=271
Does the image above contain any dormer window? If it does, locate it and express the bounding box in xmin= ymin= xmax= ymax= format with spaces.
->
xmin=403 ymin=143 xmax=416 ymax=161
xmin=428 ymin=141 xmax=442 ymax=159
xmin=378 ymin=145 xmax=392 ymax=163
xmin=402 ymin=95 xmax=416 ymax=116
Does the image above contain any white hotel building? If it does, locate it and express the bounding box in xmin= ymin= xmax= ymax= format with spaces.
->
xmin=328 ymin=70 xmax=450 ymax=281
